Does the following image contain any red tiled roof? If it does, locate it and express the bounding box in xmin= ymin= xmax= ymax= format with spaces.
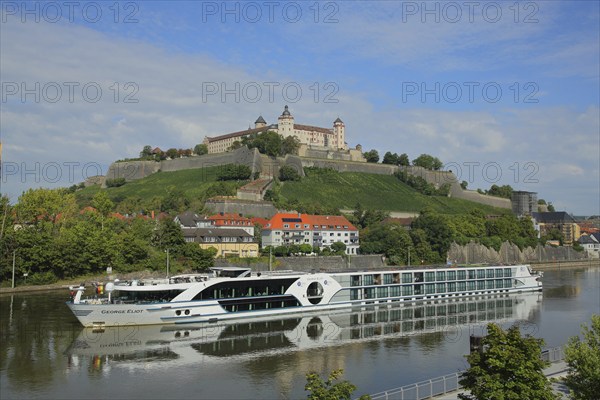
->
xmin=264 ymin=213 xmax=357 ymax=231
xmin=208 ymin=213 xmax=253 ymax=226
xmin=250 ymin=217 xmax=269 ymax=227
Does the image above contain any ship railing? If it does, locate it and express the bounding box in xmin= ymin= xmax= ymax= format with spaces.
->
xmin=366 ymin=346 xmax=566 ymax=400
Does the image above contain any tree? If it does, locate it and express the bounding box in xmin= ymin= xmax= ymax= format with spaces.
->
xmin=547 ymin=202 xmax=556 ymax=212
xmin=460 ymin=180 xmax=468 ymax=190
xmin=281 ymin=135 xmax=301 ymax=155
xmin=228 ymin=141 xmax=242 ymax=151
xmin=305 ymin=369 xmax=370 ymax=400
xmin=279 ymin=165 xmax=301 ymax=181
xmin=217 ymin=164 xmax=252 ymax=181
xmin=412 ymin=154 xmax=443 ymax=170
xmin=140 ymin=145 xmax=153 ymax=158
xmin=459 ymin=323 xmax=557 ymax=400
xmin=382 ymin=152 xmax=399 ymax=165
xmin=330 ymin=241 xmax=347 ymax=255
xmin=194 ymin=143 xmax=208 ymax=155
xmin=563 ymin=315 xmax=600 ymax=400
xmin=165 ymin=148 xmax=179 ymax=159
xmin=398 ymin=153 xmax=410 ymax=166
xmin=92 ymin=191 xmax=114 ymax=230
xmin=487 ymin=184 xmax=513 ymax=199
xmin=411 ymin=209 xmax=454 ymax=261
xmin=363 ymin=149 xmax=379 ymax=163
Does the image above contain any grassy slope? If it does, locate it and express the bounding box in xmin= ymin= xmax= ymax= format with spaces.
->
xmin=280 ymin=171 xmax=510 ymax=215
xmin=75 ymin=166 xmax=242 ymax=205
xmin=76 ymin=166 xmax=509 ymax=215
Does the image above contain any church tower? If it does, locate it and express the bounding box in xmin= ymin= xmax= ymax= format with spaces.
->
xmin=277 ymin=105 xmax=294 ymax=137
xmin=255 ymin=115 xmax=267 ymax=129
xmin=333 ymin=117 xmax=346 ymax=150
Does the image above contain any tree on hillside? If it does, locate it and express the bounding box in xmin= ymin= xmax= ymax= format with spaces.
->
xmin=460 ymin=180 xmax=468 ymax=190
xmin=412 ymin=154 xmax=443 ymax=170
xmin=563 ymin=315 xmax=600 ymax=400
xmin=279 ymin=165 xmax=301 ymax=181
xmin=360 ymin=222 xmax=412 ymax=265
xmin=194 ymin=143 xmax=208 ymax=155
xmin=165 ymin=148 xmax=179 ymax=159
xmin=382 ymin=152 xmax=400 ymax=165
xmin=547 ymin=202 xmax=556 ymax=212
xmin=281 ymin=135 xmax=301 ymax=155
xmin=92 ymin=191 xmax=114 ymax=230
xmin=140 ymin=145 xmax=153 ymax=158
xmin=228 ymin=141 xmax=242 ymax=151
xmin=486 ymin=184 xmax=513 ymax=199
xmin=459 ymin=323 xmax=558 ymax=400
xmin=363 ymin=149 xmax=379 ymax=163
xmin=411 ymin=209 xmax=453 ymax=262
xmin=398 ymin=153 xmax=410 ymax=166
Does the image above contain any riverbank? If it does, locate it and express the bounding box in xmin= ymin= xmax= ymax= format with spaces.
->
xmin=2 ymin=259 xmax=597 ymax=295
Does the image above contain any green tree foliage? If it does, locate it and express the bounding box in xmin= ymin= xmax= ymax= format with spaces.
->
xmin=279 ymin=165 xmax=301 ymax=181
xmin=412 ymin=209 xmax=454 ymax=262
xmin=194 ymin=143 xmax=208 ymax=155
xmin=105 ymin=178 xmax=126 ymax=187
xmin=412 ymin=154 xmax=443 ymax=170
xmin=241 ymin=130 xmax=299 ymax=157
xmin=486 ymin=184 xmax=513 ymax=199
xmin=547 ymin=203 xmax=556 ymax=212
xmin=461 ymin=180 xmax=468 ymax=189
xmin=459 ymin=323 xmax=558 ymax=400
xmin=563 ymin=315 xmax=600 ymax=400
xmin=382 ymin=152 xmax=400 ymax=165
xmin=398 ymin=153 xmax=410 ymax=166
xmin=92 ymin=190 xmax=114 ymax=230
xmin=165 ymin=148 xmax=179 ymax=159
xmin=305 ymin=369 xmax=370 ymax=400
xmin=216 ymin=164 xmax=252 ymax=181
xmin=140 ymin=145 xmax=153 ymax=158
xmin=330 ymin=241 xmax=347 ymax=255
xmin=351 ymin=203 xmax=389 ymax=229
xmin=395 ymin=171 xmax=450 ymax=196
xmin=360 ymin=222 xmax=412 ymax=265
xmin=363 ymin=149 xmax=379 ymax=163
xmin=228 ymin=141 xmax=242 ymax=151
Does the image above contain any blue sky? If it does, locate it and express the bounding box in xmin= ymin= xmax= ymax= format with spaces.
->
xmin=1 ymin=1 xmax=599 ymax=215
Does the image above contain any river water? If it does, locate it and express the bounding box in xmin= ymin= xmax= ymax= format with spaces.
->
xmin=1 ymin=266 xmax=598 ymax=399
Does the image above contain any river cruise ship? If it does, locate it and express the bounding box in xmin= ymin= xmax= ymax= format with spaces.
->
xmin=67 ymin=265 xmax=542 ymax=327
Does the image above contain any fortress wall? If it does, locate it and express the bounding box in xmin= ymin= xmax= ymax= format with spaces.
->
xmin=451 ymin=189 xmax=512 ymax=209
xmin=204 ymin=199 xmax=278 ymax=219
xmin=105 ymin=161 xmax=160 ymax=181
xmin=300 ymin=158 xmax=398 ymax=175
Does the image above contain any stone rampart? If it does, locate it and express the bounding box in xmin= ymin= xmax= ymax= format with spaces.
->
xmin=204 ymin=198 xmax=278 ymax=219
xmin=448 ymin=241 xmax=588 ymax=264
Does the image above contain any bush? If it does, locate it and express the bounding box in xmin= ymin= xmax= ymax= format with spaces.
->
xmin=29 ymin=271 xmax=59 ymax=285
xmin=105 ymin=178 xmax=126 ymax=187
xmin=279 ymin=165 xmax=301 ymax=181
xmin=217 ymin=164 xmax=252 ymax=181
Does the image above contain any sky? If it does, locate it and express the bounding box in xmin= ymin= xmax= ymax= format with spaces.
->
xmin=1 ymin=0 xmax=599 ymax=215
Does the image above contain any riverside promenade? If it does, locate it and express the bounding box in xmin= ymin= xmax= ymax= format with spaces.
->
xmin=368 ymin=347 xmax=570 ymax=400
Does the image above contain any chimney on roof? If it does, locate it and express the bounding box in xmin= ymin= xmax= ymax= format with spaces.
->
xmin=298 ymin=212 xmax=301 ymax=218
xmin=220 ymin=212 xmax=224 ymax=216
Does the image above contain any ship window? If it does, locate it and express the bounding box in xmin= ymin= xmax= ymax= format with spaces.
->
xmin=504 ymin=268 xmax=512 ymax=277
xmin=504 ymin=278 xmax=512 ymax=287
xmin=383 ymin=274 xmax=393 ymax=284
xmin=447 ymin=282 xmax=456 ymax=292
xmin=495 ymin=269 xmax=503 ymax=278
xmin=458 ymin=270 xmax=467 ymax=280
xmin=436 ymin=271 xmax=446 ymax=281
xmin=477 ymin=281 xmax=485 ymax=290
xmin=436 ymin=283 xmax=446 ymax=293
xmin=468 ymin=270 xmax=476 ymax=279
xmin=414 ymin=285 xmax=423 ymax=295
xmin=377 ymin=287 xmax=388 ymax=298
xmin=390 ymin=286 xmax=401 ymax=297
xmin=351 ymin=275 xmax=361 ymax=286
xmin=447 ymin=271 xmax=456 ymax=280
xmin=402 ymin=285 xmax=413 ymax=296
xmin=402 ymin=273 xmax=412 ymax=283
xmin=486 ymin=280 xmax=494 ymax=289
xmin=350 ymin=289 xmax=360 ymax=300
xmin=364 ymin=288 xmax=376 ymax=299
xmin=477 ymin=269 xmax=486 ymax=279
xmin=495 ymin=279 xmax=504 ymax=289
xmin=307 ymin=282 xmax=324 ymax=304
xmin=457 ymin=281 xmax=467 ymax=292
xmin=425 ymin=284 xmax=435 ymax=294
xmin=467 ymin=281 xmax=476 ymax=291
xmin=425 ymin=272 xmax=435 ymax=282
xmin=364 ymin=275 xmax=374 ymax=285
xmin=486 ymin=269 xmax=495 ymax=279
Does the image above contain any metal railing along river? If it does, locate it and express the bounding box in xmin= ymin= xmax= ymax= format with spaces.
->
xmin=367 ymin=346 xmax=565 ymax=400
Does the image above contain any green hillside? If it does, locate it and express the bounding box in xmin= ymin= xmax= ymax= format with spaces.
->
xmin=75 ymin=166 xmax=244 ymax=207
xmin=279 ymin=169 xmax=510 ymax=215
xmin=75 ymin=165 xmax=509 ymax=215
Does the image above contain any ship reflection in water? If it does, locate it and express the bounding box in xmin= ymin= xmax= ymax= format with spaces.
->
xmin=67 ymin=292 xmax=542 ymax=371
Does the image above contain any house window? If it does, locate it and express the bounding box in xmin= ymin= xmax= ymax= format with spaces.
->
xmin=284 ymin=224 xmax=289 ymax=228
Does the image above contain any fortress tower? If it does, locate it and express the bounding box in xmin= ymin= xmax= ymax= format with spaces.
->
xmin=333 ymin=117 xmax=346 ymax=150
xmin=254 ymin=116 xmax=267 ymax=129
xmin=277 ymin=105 xmax=294 ymax=137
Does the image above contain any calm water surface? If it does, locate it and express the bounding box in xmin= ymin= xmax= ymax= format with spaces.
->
xmin=1 ymin=267 xmax=598 ymax=399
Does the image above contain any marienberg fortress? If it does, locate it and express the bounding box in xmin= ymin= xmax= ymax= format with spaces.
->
xmin=105 ymin=106 xmax=512 ymax=211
